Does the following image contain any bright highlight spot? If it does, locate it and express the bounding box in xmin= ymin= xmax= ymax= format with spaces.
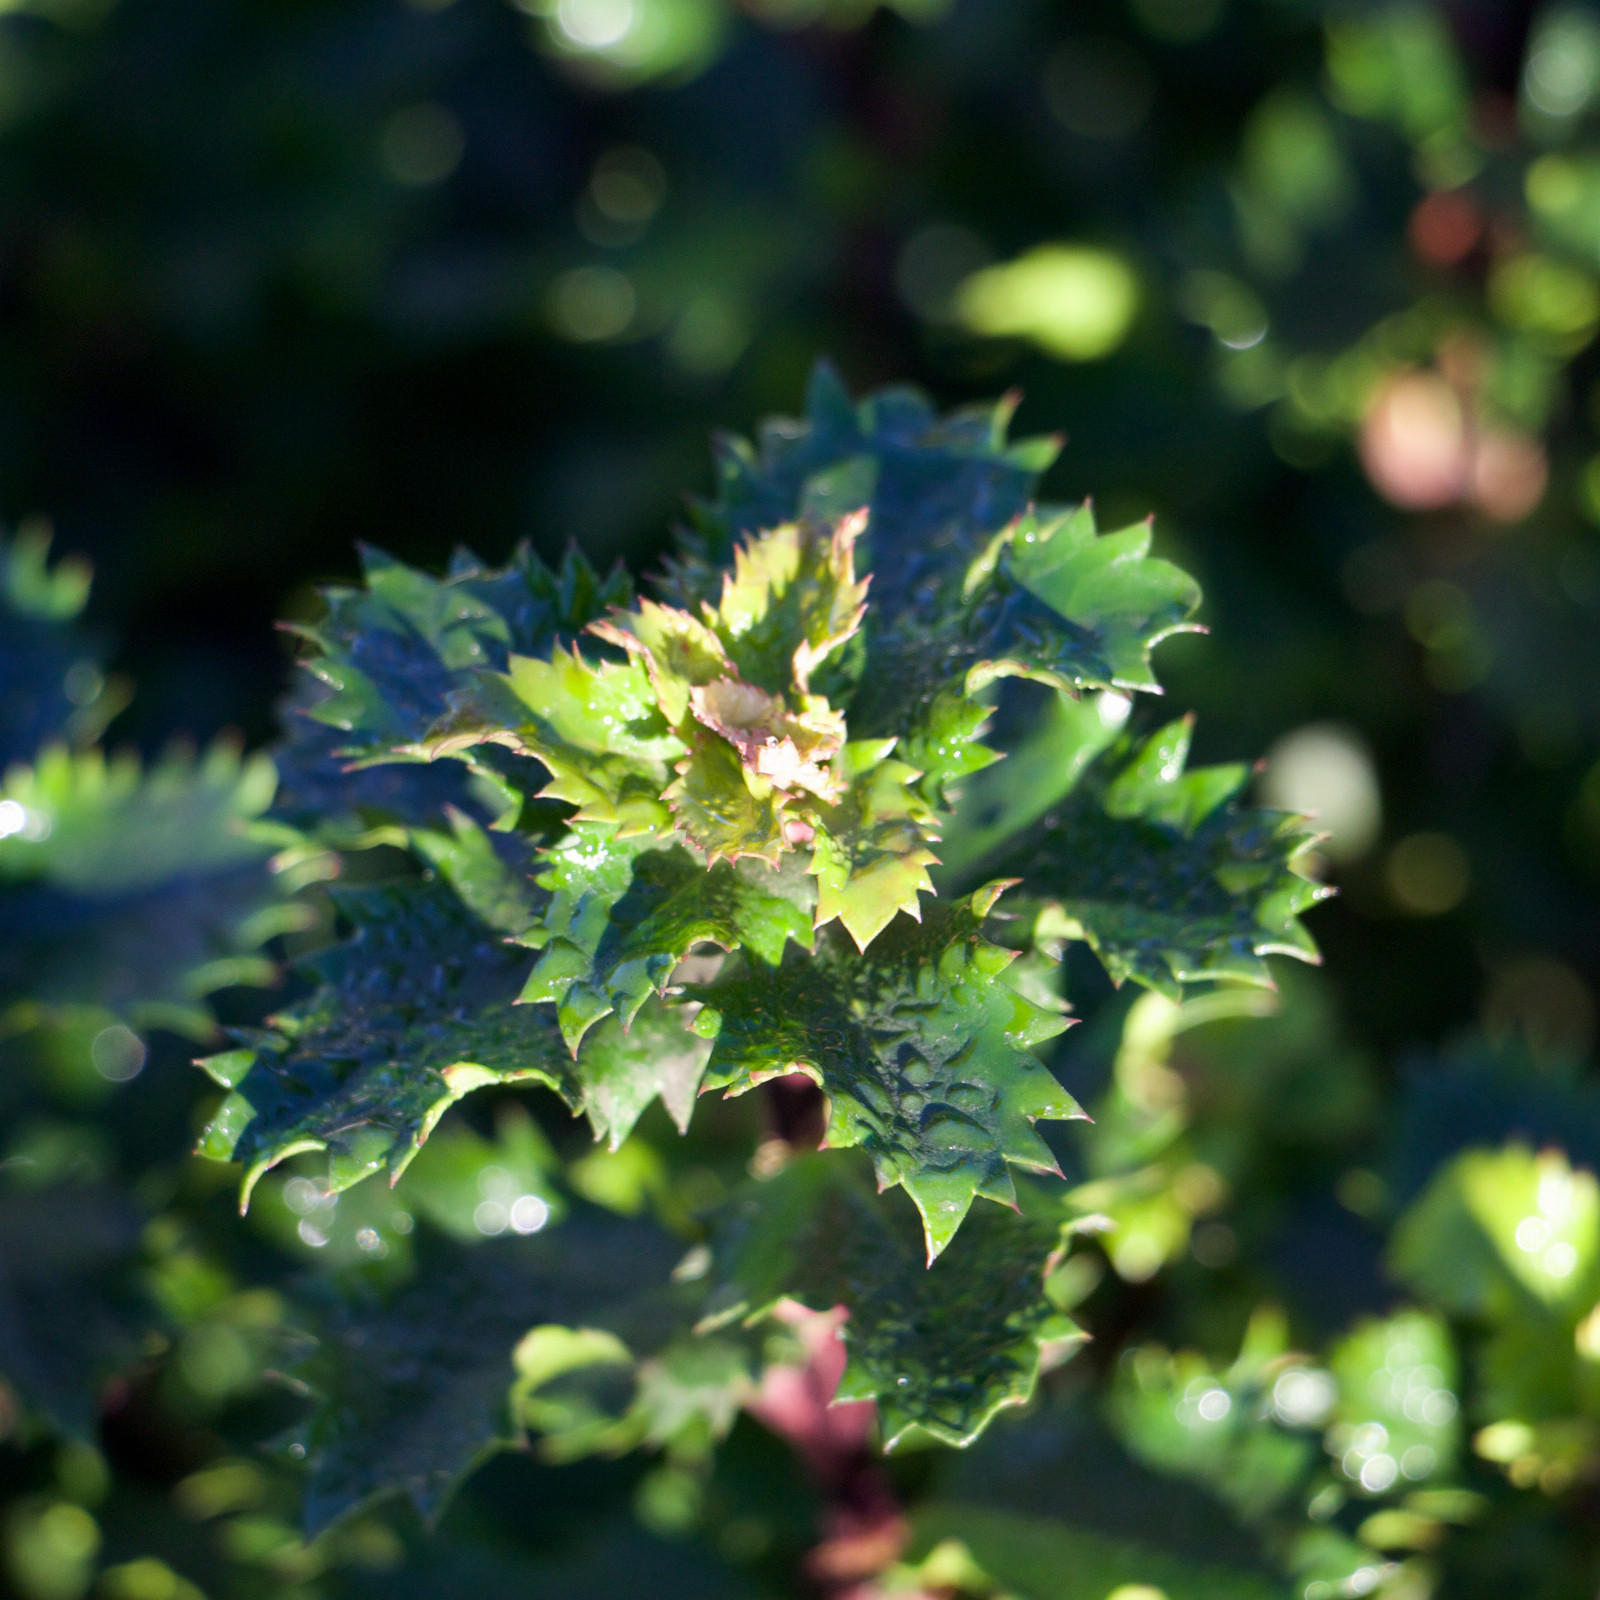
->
xmin=548 ymin=265 xmax=636 ymax=342
xmin=956 ymin=245 xmax=1139 ymax=361
xmin=556 ymin=0 xmax=635 ymax=46
xmin=91 ymin=1025 xmax=146 ymax=1083
xmin=1260 ymin=722 xmax=1381 ymax=864
xmin=1273 ymin=1366 xmax=1337 ymax=1427
xmin=1524 ymin=8 xmax=1600 ymax=118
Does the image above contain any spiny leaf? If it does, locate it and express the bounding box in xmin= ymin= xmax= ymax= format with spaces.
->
xmin=595 ymin=516 xmax=866 ymax=865
xmin=990 ymin=504 xmax=1202 ymax=696
xmin=988 ymin=717 xmax=1328 ymax=998
xmin=273 ymin=542 xmax=628 ymax=837
xmin=702 ymin=1155 xmax=1084 ymax=1448
xmin=0 ymin=525 xmax=113 ymax=766
xmin=198 ymin=877 xmax=578 ymax=1207
xmin=938 ymin=688 xmax=1126 ymax=879
xmin=670 ymin=362 xmax=1056 ymax=620
xmin=668 ymin=365 xmax=1198 ymax=750
xmin=520 ymin=831 xmax=812 ymax=1050
xmin=290 ymin=1214 xmax=683 ymax=1533
xmin=570 ymin=997 xmax=712 ymax=1151
xmin=809 ymin=740 xmax=943 ymax=950
xmin=297 ymin=542 xmax=632 ymax=760
xmin=0 ymin=741 xmax=284 ymax=1035
xmin=436 ymin=648 xmax=681 ymax=835
xmin=695 ymin=886 xmax=1079 ymax=1259
xmin=662 ymin=730 xmax=794 ymax=866
xmin=703 ymin=512 xmax=869 ymax=696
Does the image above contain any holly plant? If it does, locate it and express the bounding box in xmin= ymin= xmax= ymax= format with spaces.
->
xmin=1 ymin=368 xmax=1326 ymax=1565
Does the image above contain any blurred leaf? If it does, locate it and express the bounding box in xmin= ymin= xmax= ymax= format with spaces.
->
xmin=1326 ymin=1310 xmax=1459 ymax=1493
xmin=292 ymin=1212 xmax=684 ymax=1533
xmin=1108 ymin=1308 xmax=1313 ymax=1521
xmin=0 ymin=742 xmax=282 ymax=1035
xmin=906 ymin=1504 xmax=1284 ymax=1600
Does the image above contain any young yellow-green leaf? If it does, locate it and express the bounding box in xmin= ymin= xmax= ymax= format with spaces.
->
xmin=589 ymin=597 xmax=732 ymax=726
xmin=662 ymin=730 xmax=793 ymax=866
xmin=198 ymin=878 xmax=577 ymax=1208
xmin=520 ymin=831 xmax=813 ymax=1051
xmin=708 ymin=513 xmax=869 ymax=696
xmin=810 ymin=740 xmax=943 ymax=950
xmin=701 ymin=1156 xmax=1084 ymax=1448
xmin=696 ymin=887 xmax=1079 ymax=1260
xmin=439 ymin=648 xmax=681 ymax=836
xmin=988 ymin=718 xmax=1327 ymax=998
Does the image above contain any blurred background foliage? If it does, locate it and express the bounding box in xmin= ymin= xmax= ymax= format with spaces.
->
xmin=8 ymin=0 xmax=1600 ymax=1595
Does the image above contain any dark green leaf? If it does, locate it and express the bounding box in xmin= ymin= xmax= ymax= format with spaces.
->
xmin=297 ymin=542 xmax=632 ymax=761
xmin=702 ymin=1156 xmax=1083 ymax=1448
xmin=987 ymin=718 xmax=1326 ymax=997
xmin=521 ymin=834 xmax=812 ymax=1051
xmin=292 ymin=1213 xmax=683 ymax=1533
xmin=199 ymin=878 xmax=577 ymax=1205
xmin=696 ymin=886 xmax=1078 ymax=1258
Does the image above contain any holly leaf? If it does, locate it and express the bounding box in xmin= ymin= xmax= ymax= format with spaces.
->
xmin=695 ymin=885 xmax=1079 ymax=1259
xmin=670 ymin=363 xmax=1056 ymax=620
xmin=520 ymin=832 xmax=812 ymax=1051
xmin=701 ymin=512 xmax=869 ymax=696
xmin=985 ymin=504 xmax=1202 ymax=697
xmin=938 ymin=688 xmax=1126 ymax=879
xmin=0 ymin=525 xmax=117 ymax=766
xmin=432 ymin=648 xmax=681 ymax=837
xmin=272 ymin=542 xmax=628 ymax=839
xmin=290 ymin=1212 xmax=683 ymax=1533
xmin=573 ymin=998 xmax=712 ymax=1151
xmin=810 ymin=740 xmax=943 ymax=950
xmin=662 ymin=730 xmax=793 ymax=867
xmin=701 ymin=1155 xmax=1084 ymax=1448
xmin=989 ymin=718 xmax=1327 ymax=997
xmin=0 ymin=741 xmax=286 ymax=1036
xmin=667 ymin=365 xmax=1199 ymax=750
xmin=198 ymin=877 xmax=577 ymax=1207
xmin=296 ymin=542 xmax=632 ymax=761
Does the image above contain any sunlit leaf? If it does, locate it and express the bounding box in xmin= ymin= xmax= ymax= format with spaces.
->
xmin=702 ymin=1155 xmax=1084 ymax=1447
xmin=695 ymin=886 xmax=1078 ymax=1258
